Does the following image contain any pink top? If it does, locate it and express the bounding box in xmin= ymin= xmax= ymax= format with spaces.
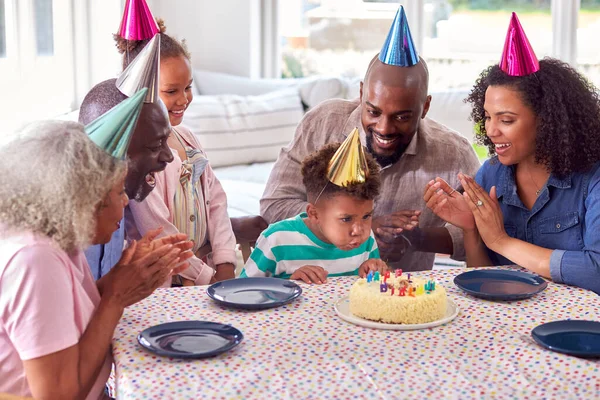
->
xmin=0 ymin=228 xmax=111 ymax=399
xmin=125 ymin=125 xmax=237 ymax=286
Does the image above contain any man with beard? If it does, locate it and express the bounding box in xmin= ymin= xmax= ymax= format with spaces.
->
xmin=79 ymin=78 xmax=175 ymax=279
xmin=260 ymin=6 xmax=480 ymax=271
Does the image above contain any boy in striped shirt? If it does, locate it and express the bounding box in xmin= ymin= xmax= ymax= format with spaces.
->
xmin=241 ymin=141 xmax=388 ymax=283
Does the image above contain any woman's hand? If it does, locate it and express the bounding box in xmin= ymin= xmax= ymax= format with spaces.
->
xmin=213 ymin=262 xmax=236 ymax=282
xmin=131 ymin=227 xmax=192 ymax=261
xmin=290 ymin=265 xmax=328 ymax=284
xmin=459 ymin=173 xmax=510 ymax=252
xmin=424 ymin=178 xmax=475 ymax=230
xmin=101 ymin=240 xmax=193 ymax=309
xmin=359 ymin=258 xmax=388 ymax=277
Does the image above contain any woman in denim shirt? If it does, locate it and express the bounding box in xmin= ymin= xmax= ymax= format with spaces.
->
xmin=424 ymin=52 xmax=600 ymax=294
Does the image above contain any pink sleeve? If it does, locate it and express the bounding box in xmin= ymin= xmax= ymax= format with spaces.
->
xmin=0 ymin=245 xmax=79 ymax=360
xmin=126 ymin=151 xmax=214 ymax=286
xmin=202 ymin=165 xmax=237 ymax=266
xmin=177 ymin=126 xmax=237 ymax=267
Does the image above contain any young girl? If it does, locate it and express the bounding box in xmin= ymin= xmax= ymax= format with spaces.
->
xmin=117 ymin=20 xmax=237 ymax=286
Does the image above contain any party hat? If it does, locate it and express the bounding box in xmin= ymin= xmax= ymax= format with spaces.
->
xmin=499 ymin=12 xmax=539 ymax=76
xmin=327 ymin=127 xmax=369 ymax=187
xmin=379 ymin=6 xmax=419 ymax=67
xmin=116 ymin=34 xmax=160 ymax=103
xmin=117 ymin=0 xmax=159 ymax=41
xmin=85 ymin=88 xmax=148 ymax=159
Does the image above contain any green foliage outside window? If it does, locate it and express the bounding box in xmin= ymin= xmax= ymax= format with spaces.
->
xmin=448 ymin=0 xmax=600 ymax=12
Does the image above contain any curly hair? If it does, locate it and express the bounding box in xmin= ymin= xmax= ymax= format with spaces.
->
xmin=466 ymin=58 xmax=600 ymax=177
xmin=301 ymin=142 xmax=381 ymax=202
xmin=114 ymin=18 xmax=191 ymax=70
xmin=0 ymin=121 xmax=127 ymax=252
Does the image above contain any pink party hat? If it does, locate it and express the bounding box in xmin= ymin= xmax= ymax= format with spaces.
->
xmin=118 ymin=0 xmax=159 ymax=41
xmin=499 ymin=12 xmax=539 ymax=76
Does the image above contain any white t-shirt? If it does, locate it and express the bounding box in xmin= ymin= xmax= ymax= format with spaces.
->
xmin=0 ymin=229 xmax=111 ymax=399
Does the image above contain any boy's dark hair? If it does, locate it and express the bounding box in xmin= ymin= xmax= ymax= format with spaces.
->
xmin=114 ymin=19 xmax=191 ymax=70
xmin=301 ymin=142 xmax=381 ymax=202
xmin=466 ymin=58 xmax=600 ymax=178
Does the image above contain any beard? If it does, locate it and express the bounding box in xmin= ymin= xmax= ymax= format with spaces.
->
xmin=365 ymin=129 xmax=408 ymax=167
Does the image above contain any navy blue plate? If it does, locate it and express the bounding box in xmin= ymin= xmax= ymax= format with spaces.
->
xmin=532 ymin=320 xmax=600 ymax=358
xmin=454 ymin=269 xmax=547 ymax=301
xmin=137 ymin=321 xmax=243 ymax=359
xmin=207 ymin=277 xmax=302 ymax=310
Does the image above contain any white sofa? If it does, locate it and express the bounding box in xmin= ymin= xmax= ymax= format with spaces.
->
xmin=187 ymin=69 xmax=476 ymax=217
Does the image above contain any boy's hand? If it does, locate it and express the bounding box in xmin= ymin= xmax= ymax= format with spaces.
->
xmin=290 ymin=265 xmax=328 ymax=284
xmin=359 ymin=259 xmax=389 ymax=278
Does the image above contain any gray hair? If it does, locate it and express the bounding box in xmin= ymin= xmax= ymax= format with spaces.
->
xmin=0 ymin=120 xmax=127 ymax=252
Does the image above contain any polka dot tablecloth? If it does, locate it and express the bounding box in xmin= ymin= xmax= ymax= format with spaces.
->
xmin=112 ymin=267 xmax=600 ymax=400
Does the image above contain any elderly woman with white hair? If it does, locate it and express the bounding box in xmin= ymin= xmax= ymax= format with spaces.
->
xmin=0 ymin=121 xmax=192 ymax=400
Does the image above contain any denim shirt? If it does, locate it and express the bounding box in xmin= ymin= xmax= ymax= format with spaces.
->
xmin=84 ymin=219 xmax=124 ymax=280
xmin=476 ymin=157 xmax=600 ymax=295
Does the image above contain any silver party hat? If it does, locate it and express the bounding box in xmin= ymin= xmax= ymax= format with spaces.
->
xmin=115 ymin=34 xmax=160 ymax=103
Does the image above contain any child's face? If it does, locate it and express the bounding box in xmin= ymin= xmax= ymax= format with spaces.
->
xmin=309 ymin=194 xmax=374 ymax=250
xmin=159 ymin=55 xmax=193 ymax=127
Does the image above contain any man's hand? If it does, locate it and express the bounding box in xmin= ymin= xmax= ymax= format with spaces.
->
xmin=359 ymin=258 xmax=389 ymax=278
xmin=290 ymin=265 xmax=328 ymax=284
xmin=372 ymin=211 xmax=420 ymax=263
xmin=230 ymin=216 xmax=268 ymax=244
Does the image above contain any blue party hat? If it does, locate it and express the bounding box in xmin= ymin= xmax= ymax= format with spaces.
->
xmin=379 ymin=6 xmax=419 ymax=67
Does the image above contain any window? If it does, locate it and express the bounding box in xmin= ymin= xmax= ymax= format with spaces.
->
xmin=279 ymin=1 xmax=600 ymax=91
xmin=279 ymin=0 xmax=398 ymax=78
xmin=578 ymin=0 xmax=600 ymax=86
xmin=34 ymin=0 xmax=54 ymax=56
xmin=0 ymin=0 xmax=6 ymax=58
xmin=0 ymin=0 xmax=73 ymax=134
xmin=422 ymin=1 xmax=551 ymax=90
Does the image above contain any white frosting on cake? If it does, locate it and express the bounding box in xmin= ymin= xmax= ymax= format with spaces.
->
xmin=349 ymin=275 xmax=447 ymax=324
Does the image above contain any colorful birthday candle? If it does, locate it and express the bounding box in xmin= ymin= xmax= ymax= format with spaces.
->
xmin=374 ymin=271 xmax=380 ymax=281
xmin=380 ymin=282 xmax=388 ymax=293
xmin=395 ymin=269 xmax=403 ymax=278
xmin=367 ymin=271 xmax=373 ymax=283
xmin=391 ymin=286 xmax=395 ymax=296
xmin=416 ymin=285 xmax=423 ymax=296
xmin=408 ymin=286 xmax=415 ymax=297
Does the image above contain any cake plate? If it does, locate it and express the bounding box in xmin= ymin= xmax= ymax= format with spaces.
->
xmin=334 ymin=297 xmax=459 ymax=330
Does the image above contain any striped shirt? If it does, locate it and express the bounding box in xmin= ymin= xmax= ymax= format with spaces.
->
xmin=240 ymin=213 xmax=380 ymax=279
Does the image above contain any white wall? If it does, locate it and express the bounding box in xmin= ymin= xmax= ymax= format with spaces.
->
xmin=150 ymin=0 xmax=262 ymax=78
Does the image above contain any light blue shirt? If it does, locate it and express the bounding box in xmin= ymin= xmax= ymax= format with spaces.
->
xmin=84 ymin=219 xmax=124 ymax=280
xmin=476 ymin=158 xmax=600 ymax=295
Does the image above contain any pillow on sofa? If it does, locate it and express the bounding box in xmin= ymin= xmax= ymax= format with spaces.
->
xmin=182 ymin=87 xmax=304 ymax=168
xmin=193 ymin=69 xmax=348 ymax=109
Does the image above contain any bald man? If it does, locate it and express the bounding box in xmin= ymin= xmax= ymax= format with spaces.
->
xmin=79 ymin=79 xmax=174 ymax=279
xmin=260 ymin=57 xmax=480 ymax=271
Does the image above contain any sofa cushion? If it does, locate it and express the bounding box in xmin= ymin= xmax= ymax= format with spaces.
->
xmin=193 ymin=69 xmax=347 ymax=109
xmin=183 ymin=87 xmax=304 ymax=168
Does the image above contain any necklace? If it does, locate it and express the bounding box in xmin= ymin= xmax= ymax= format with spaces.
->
xmin=527 ymin=165 xmax=545 ymax=197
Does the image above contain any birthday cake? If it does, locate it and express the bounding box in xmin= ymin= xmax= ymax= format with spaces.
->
xmin=349 ymin=271 xmax=447 ymax=324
